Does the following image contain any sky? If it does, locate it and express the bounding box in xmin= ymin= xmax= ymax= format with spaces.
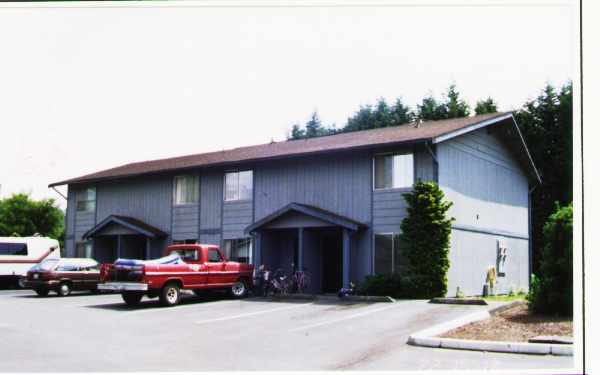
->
xmin=0 ymin=0 xmax=575 ymax=209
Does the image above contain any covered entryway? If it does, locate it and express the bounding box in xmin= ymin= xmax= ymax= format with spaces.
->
xmin=82 ymin=215 xmax=167 ymax=263
xmin=245 ymin=203 xmax=365 ymax=294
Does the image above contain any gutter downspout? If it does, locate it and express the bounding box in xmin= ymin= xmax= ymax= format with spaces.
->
xmin=528 ymin=185 xmax=537 ymax=288
xmin=424 ymin=141 xmax=439 ymax=183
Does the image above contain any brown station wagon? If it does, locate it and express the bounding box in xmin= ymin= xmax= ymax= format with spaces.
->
xmin=25 ymin=258 xmax=101 ymax=296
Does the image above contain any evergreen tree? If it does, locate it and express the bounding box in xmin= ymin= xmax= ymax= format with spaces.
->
xmin=305 ymin=112 xmax=325 ymax=138
xmin=345 ymin=105 xmax=374 ymax=132
xmin=445 ymin=84 xmax=470 ymax=118
xmin=390 ymin=98 xmax=414 ymax=125
xmin=289 ymin=124 xmax=305 ymax=140
xmin=514 ymin=82 xmax=572 ymax=274
xmin=474 ymin=97 xmax=498 ymax=115
xmin=417 ymin=95 xmax=446 ymax=120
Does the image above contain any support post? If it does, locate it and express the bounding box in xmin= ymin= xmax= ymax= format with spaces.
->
xmin=342 ymin=229 xmax=351 ymax=288
xmin=254 ymin=232 xmax=262 ymax=267
xmin=117 ymin=235 xmax=122 ymax=260
xmin=297 ymin=227 xmax=304 ymax=271
xmin=145 ymin=237 xmax=151 ymax=260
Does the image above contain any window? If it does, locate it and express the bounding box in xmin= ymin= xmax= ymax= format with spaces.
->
xmin=374 ymin=234 xmax=408 ymax=275
xmin=75 ymin=241 xmax=93 ymax=258
xmin=56 ymin=261 xmax=80 ymax=272
xmin=173 ymin=175 xmax=199 ymax=205
xmin=207 ymin=249 xmax=222 ymax=262
xmin=374 ymin=153 xmax=414 ymax=189
xmin=0 ymin=242 xmax=28 ymax=256
xmin=76 ymin=187 xmax=96 ymax=212
xmin=224 ymin=170 xmax=253 ymax=201
xmin=224 ymin=238 xmax=252 ymax=264
xmin=171 ymin=249 xmax=198 ymax=262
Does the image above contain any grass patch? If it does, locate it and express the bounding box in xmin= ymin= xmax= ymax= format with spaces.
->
xmin=483 ymin=294 xmax=526 ymax=302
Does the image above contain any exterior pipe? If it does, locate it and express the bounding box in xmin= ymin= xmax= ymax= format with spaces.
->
xmin=51 ymin=186 xmax=67 ymax=200
xmin=528 ymin=185 xmax=537 ymax=288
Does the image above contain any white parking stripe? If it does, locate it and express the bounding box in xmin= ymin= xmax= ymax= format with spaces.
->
xmin=289 ymin=303 xmax=399 ymax=333
xmin=195 ymin=302 xmax=313 ymax=324
xmin=122 ymin=299 xmax=242 ymax=315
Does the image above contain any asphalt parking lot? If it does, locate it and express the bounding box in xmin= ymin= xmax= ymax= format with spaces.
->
xmin=0 ymin=289 xmax=573 ymax=372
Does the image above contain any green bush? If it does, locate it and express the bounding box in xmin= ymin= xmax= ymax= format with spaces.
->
xmin=527 ymin=203 xmax=573 ymax=316
xmin=399 ymin=181 xmax=454 ymax=298
xmin=357 ymin=273 xmax=433 ymax=299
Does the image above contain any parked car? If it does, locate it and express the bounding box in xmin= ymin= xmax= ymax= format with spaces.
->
xmin=98 ymin=244 xmax=254 ymax=307
xmin=0 ymin=236 xmax=60 ymax=288
xmin=25 ymin=258 xmax=101 ymax=296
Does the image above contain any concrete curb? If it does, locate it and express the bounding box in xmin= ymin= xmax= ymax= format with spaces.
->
xmin=430 ymin=297 xmax=488 ymax=305
xmin=407 ymin=303 xmax=573 ymax=356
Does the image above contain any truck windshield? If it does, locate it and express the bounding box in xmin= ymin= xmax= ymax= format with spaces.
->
xmin=31 ymin=259 xmax=59 ymax=271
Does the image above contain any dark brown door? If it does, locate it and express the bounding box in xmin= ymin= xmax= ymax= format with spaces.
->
xmin=321 ymin=230 xmax=342 ymax=293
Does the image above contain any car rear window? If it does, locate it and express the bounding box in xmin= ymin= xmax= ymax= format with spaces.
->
xmin=0 ymin=242 xmax=28 ymax=256
xmin=56 ymin=262 xmax=80 ymax=272
xmin=31 ymin=259 xmax=59 ymax=271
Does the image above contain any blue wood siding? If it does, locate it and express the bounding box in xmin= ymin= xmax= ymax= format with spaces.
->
xmin=372 ymin=189 xmax=409 ymax=234
xmin=172 ymin=204 xmax=199 ymax=241
xmin=95 ymin=176 xmax=173 ymax=235
xmin=438 ymin=127 xmax=530 ymax=296
xmin=64 ymin=186 xmax=76 ymax=257
xmin=254 ymin=153 xmax=372 ymax=223
xmin=223 ymin=200 xmax=253 ymax=240
xmin=199 ymin=171 xmax=222 ymax=245
xmin=73 ymin=184 xmax=96 ymax=246
xmin=438 ymin=128 xmax=528 ymax=235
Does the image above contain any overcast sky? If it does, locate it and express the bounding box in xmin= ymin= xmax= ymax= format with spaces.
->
xmin=0 ymin=1 xmax=574 ymax=209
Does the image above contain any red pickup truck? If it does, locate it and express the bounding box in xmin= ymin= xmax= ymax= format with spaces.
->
xmin=98 ymin=244 xmax=254 ymax=307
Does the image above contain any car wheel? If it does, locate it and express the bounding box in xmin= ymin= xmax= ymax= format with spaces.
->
xmin=57 ymin=282 xmax=72 ymax=297
xmin=34 ymin=289 xmax=49 ymax=297
xmin=230 ymin=280 xmax=248 ymax=298
xmin=16 ymin=277 xmax=26 ymax=289
xmin=160 ymin=283 xmax=181 ymax=307
xmin=121 ymin=292 xmax=144 ymax=306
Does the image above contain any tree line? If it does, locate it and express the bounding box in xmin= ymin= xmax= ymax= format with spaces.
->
xmin=288 ymin=84 xmax=498 ymax=140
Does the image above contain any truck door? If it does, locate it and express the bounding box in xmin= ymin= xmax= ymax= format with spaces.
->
xmin=206 ymin=248 xmax=227 ymax=286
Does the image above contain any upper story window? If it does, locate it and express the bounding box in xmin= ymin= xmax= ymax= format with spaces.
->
xmin=225 ymin=170 xmax=253 ymax=201
xmin=76 ymin=187 xmax=96 ymax=212
xmin=374 ymin=153 xmax=414 ymax=190
xmin=173 ymin=175 xmax=199 ymax=205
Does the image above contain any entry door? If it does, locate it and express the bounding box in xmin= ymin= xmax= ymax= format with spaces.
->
xmin=321 ymin=231 xmax=342 ymax=293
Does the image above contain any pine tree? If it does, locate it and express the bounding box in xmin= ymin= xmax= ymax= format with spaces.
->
xmin=475 ymin=97 xmax=498 ymax=115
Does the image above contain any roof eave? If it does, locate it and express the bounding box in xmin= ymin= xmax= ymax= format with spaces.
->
xmin=48 ymin=137 xmax=432 ymax=188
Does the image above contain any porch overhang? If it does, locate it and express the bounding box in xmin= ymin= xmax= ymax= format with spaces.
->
xmin=244 ymin=203 xmax=366 ymax=235
xmin=82 ymin=215 xmax=167 ymax=240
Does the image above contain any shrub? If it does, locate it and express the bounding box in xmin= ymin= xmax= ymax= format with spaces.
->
xmin=528 ymin=202 xmax=573 ymax=316
xmin=358 ymin=273 xmax=434 ymax=299
xmin=399 ymin=181 xmax=454 ymax=298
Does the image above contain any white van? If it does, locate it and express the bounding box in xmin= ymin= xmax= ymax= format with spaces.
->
xmin=0 ymin=236 xmax=61 ymax=288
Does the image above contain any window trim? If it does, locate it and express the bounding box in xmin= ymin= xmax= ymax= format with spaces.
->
xmin=173 ymin=175 xmax=199 ymax=206
xmin=223 ymin=169 xmax=254 ymax=202
xmin=372 ymin=151 xmax=415 ymax=191
xmin=76 ymin=187 xmax=96 ymax=213
xmin=373 ymin=232 xmax=406 ymax=275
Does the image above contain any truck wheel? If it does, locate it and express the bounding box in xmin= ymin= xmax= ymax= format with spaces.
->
xmin=34 ymin=289 xmax=49 ymax=297
xmin=231 ymin=280 xmax=248 ymax=298
xmin=57 ymin=282 xmax=72 ymax=297
xmin=122 ymin=292 xmax=143 ymax=306
xmin=160 ymin=283 xmax=181 ymax=307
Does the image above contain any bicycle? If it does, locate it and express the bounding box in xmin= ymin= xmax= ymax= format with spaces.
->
xmin=291 ymin=269 xmax=310 ymax=294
